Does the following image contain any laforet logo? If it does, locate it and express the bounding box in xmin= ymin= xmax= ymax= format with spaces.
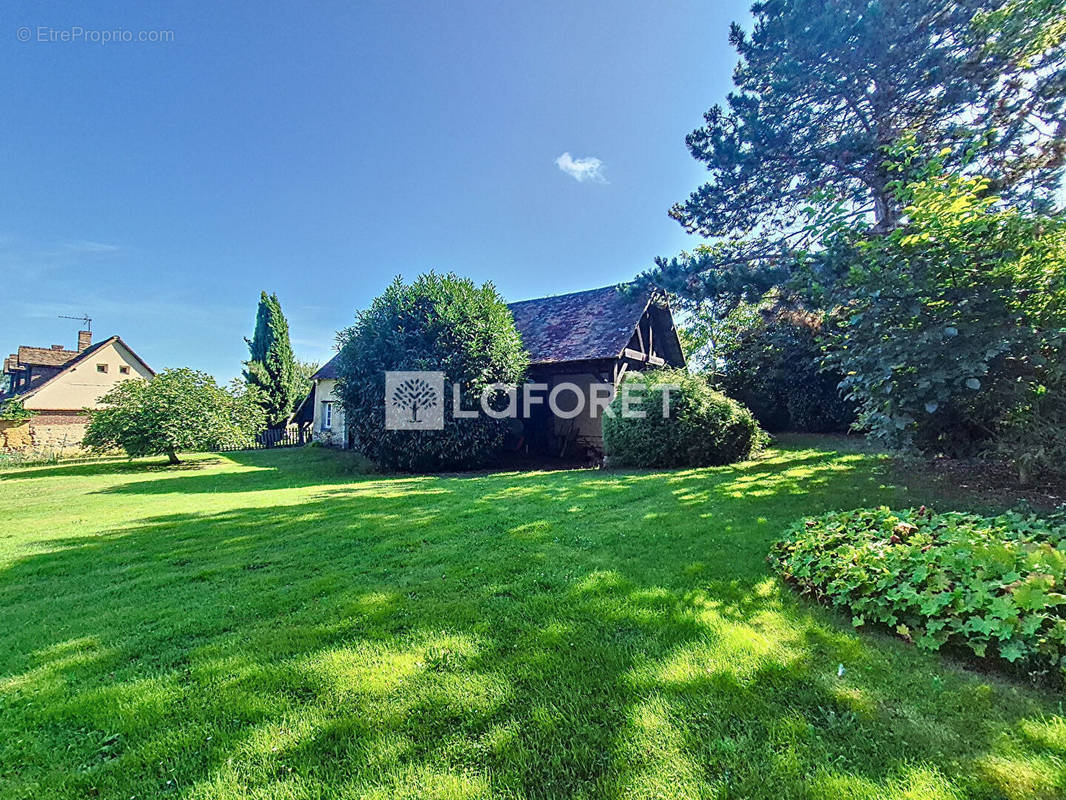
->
xmin=384 ymin=371 xmax=445 ymax=430
xmin=383 ymin=370 xmax=679 ymax=431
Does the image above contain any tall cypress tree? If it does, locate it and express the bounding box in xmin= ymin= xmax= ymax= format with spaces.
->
xmin=243 ymin=292 xmax=301 ymax=427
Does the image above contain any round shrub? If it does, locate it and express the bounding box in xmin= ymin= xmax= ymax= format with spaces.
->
xmin=770 ymin=506 xmax=1066 ymax=677
xmin=602 ymin=369 xmax=764 ymax=468
xmin=334 ymin=272 xmax=528 ymax=472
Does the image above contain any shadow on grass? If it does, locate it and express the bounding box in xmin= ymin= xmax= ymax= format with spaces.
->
xmin=0 ymin=448 xmax=1061 ymax=799
xmin=0 ymin=456 xmax=220 ymax=481
xmin=0 ymin=448 xmax=372 ymax=487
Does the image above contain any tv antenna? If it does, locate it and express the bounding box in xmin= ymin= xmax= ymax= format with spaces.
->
xmin=58 ymin=314 xmax=92 ymax=333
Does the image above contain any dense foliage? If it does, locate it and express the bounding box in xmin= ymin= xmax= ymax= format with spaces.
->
xmin=334 ymin=273 xmax=528 ymax=471
xmin=717 ymin=301 xmax=854 ymax=433
xmin=244 ymin=291 xmax=303 ymax=427
xmin=771 ymin=506 xmax=1066 ymax=677
xmin=84 ymin=368 xmax=265 ymax=464
xmin=811 ymin=148 xmax=1066 ymax=479
xmin=631 ymin=0 xmax=1065 ymax=478
xmin=641 ymin=0 xmax=1065 ymax=302
xmin=0 ymin=398 xmax=33 ymax=422
xmin=602 ymin=369 xmax=764 ymax=468
xmin=673 ymin=292 xmax=733 ymax=378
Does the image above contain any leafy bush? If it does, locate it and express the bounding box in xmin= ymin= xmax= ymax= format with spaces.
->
xmin=84 ymin=368 xmax=265 ymax=464
xmin=0 ymin=398 xmax=34 ymax=421
xmin=602 ymin=369 xmax=764 ymax=468
xmin=810 ymin=145 xmax=1066 ymax=477
xmin=720 ymin=300 xmax=854 ymax=433
xmin=989 ymin=358 xmax=1066 ymax=485
xmin=334 ymin=273 xmax=528 ymax=471
xmin=770 ymin=506 xmax=1066 ymax=676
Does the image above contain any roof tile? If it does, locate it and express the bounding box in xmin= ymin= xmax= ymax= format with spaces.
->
xmin=507 ymin=284 xmax=651 ymax=365
xmin=312 ymin=285 xmax=655 ymax=378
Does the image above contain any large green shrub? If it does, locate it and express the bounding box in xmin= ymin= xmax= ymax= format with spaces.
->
xmin=602 ymin=369 xmax=764 ymax=468
xmin=770 ymin=506 xmax=1066 ymax=676
xmin=84 ymin=368 xmax=265 ymax=464
xmin=720 ymin=301 xmax=854 ymax=433
xmin=811 ymin=146 xmax=1066 ymax=478
xmin=334 ymin=273 xmax=527 ymax=472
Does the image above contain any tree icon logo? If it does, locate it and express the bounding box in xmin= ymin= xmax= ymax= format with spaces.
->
xmin=384 ymin=371 xmax=445 ymax=430
xmin=392 ymin=376 xmax=438 ymax=422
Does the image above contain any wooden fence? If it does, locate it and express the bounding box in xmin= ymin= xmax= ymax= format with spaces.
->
xmin=215 ymin=426 xmax=310 ymax=453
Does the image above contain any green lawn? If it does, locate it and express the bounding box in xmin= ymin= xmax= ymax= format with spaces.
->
xmin=0 ymin=440 xmax=1062 ymax=799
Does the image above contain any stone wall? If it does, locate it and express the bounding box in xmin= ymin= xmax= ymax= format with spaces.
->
xmin=31 ymin=414 xmax=89 ymax=452
xmin=0 ymin=413 xmax=89 ymax=454
xmin=0 ymin=420 xmax=32 ymax=450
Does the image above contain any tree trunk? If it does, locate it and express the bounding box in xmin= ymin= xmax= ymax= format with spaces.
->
xmin=167 ymin=449 xmax=180 ymax=465
xmin=868 ymin=165 xmax=900 ymax=233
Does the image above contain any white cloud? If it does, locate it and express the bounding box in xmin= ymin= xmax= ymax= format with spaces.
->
xmin=0 ymin=236 xmax=124 ymax=280
xmin=555 ymin=152 xmax=606 ymax=183
xmin=63 ymin=240 xmax=122 ymax=254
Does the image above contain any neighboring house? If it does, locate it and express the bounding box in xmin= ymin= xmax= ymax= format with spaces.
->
xmin=1 ymin=330 xmax=154 ymax=451
xmin=306 ymin=284 xmax=685 ymax=455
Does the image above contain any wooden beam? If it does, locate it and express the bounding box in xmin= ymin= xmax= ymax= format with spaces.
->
xmin=623 ymin=347 xmax=648 ymax=362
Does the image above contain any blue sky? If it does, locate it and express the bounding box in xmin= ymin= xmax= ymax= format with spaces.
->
xmin=1 ymin=1 xmax=750 ymax=380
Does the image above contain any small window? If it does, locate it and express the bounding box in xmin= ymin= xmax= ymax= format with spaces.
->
xmin=96 ymin=364 xmax=108 ymax=373
xmin=322 ymin=401 xmax=332 ymax=430
xmin=119 ymin=365 xmax=130 ymax=375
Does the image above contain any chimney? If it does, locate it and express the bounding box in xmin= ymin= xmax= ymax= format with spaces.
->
xmin=78 ymin=330 xmax=92 ymax=352
xmin=51 ymin=344 xmax=64 ymax=350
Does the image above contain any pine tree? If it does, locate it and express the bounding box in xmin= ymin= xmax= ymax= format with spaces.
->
xmin=642 ymin=0 xmax=1065 ymax=304
xmin=243 ymin=292 xmax=301 ymax=427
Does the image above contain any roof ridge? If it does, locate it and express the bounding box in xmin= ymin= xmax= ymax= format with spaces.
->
xmin=15 ymin=336 xmax=154 ymax=401
xmin=507 ymin=282 xmax=640 ymax=307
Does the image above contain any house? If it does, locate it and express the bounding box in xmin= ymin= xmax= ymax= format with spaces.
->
xmin=508 ymin=284 xmax=685 ymax=455
xmin=306 ymin=284 xmax=685 ymax=455
xmin=303 ymin=355 xmax=345 ymax=447
xmin=1 ymin=330 xmax=154 ymax=451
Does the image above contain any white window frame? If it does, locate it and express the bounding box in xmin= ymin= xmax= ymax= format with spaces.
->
xmin=322 ymin=401 xmax=332 ymax=430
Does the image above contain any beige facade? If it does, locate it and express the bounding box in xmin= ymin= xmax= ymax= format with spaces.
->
xmin=21 ymin=338 xmax=152 ymax=412
xmin=310 ymin=378 xmax=347 ymax=447
xmin=2 ymin=334 xmax=153 ymax=453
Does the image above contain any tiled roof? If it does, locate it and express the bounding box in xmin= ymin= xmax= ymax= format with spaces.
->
xmin=311 ymin=354 xmax=340 ymax=381
xmin=6 ymin=337 xmax=154 ymax=400
xmin=507 ymin=284 xmax=652 ymax=365
xmin=311 ymin=284 xmax=663 ymax=378
xmin=15 ymin=345 xmax=80 ymax=368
